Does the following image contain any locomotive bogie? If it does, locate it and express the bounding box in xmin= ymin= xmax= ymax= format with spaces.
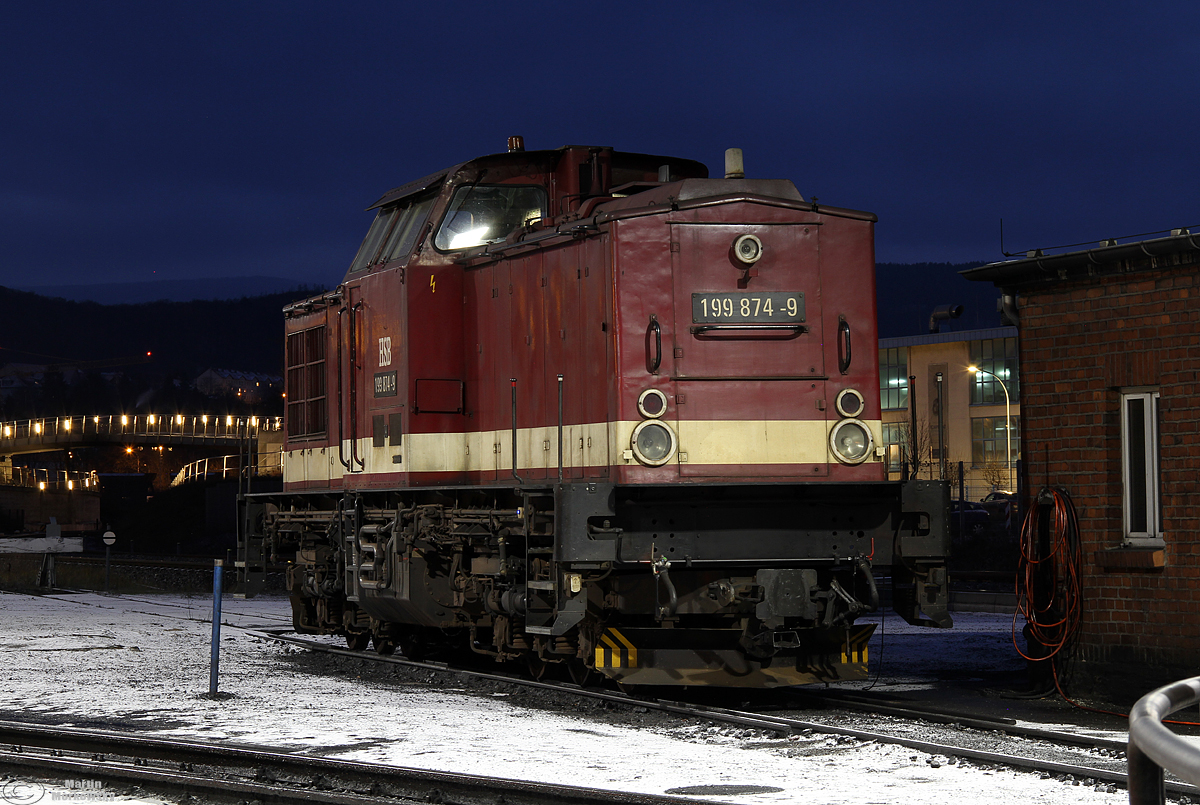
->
xmin=241 ymin=142 xmax=953 ymax=687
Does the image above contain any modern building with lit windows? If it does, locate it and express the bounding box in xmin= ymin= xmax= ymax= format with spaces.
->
xmin=878 ymin=327 xmax=1021 ymax=500
xmin=964 ymin=230 xmax=1200 ymax=696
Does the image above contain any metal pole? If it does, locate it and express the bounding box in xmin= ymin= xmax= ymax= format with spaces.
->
xmin=104 ymin=545 xmax=111 ymax=594
xmin=955 ymin=463 xmax=964 ymax=537
xmin=973 ymin=367 xmax=1013 ymax=491
xmin=1127 ymin=739 xmax=1165 ymax=805
xmin=1002 ymin=380 xmax=1013 ymax=492
xmin=557 ymin=374 xmax=564 ymax=482
xmin=908 ymin=375 xmax=917 ymax=478
xmin=935 ymin=372 xmax=945 ymax=481
xmin=510 ymin=379 xmax=523 ymax=484
xmin=209 ymin=559 xmax=223 ymax=695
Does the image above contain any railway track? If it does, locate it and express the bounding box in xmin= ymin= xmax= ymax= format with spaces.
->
xmin=19 ymin=592 xmax=1193 ymax=798
xmin=258 ymin=630 xmax=1200 ymax=798
xmin=0 ymin=720 xmax=725 ymax=805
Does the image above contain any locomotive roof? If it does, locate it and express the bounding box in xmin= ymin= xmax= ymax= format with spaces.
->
xmin=366 ymin=146 xmax=709 ymax=210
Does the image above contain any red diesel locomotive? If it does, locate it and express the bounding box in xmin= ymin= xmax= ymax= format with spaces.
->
xmin=238 ymin=139 xmax=952 ymax=687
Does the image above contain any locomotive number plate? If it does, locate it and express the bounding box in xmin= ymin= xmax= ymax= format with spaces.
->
xmin=691 ymin=292 xmax=805 ymax=323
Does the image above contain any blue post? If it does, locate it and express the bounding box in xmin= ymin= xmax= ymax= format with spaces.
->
xmin=209 ymin=559 xmax=223 ymax=695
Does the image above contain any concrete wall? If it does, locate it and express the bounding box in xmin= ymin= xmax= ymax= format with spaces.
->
xmin=0 ymin=486 xmax=100 ymax=533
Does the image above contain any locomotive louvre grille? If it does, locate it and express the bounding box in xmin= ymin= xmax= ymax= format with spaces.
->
xmin=286 ymin=326 xmax=327 ymax=438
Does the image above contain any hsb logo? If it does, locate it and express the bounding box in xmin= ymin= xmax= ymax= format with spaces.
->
xmin=379 ymin=336 xmax=392 ymax=367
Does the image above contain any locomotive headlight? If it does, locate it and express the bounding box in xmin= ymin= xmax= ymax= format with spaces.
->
xmin=732 ymin=234 xmax=763 ymax=265
xmin=835 ymin=388 xmax=866 ymax=418
xmin=637 ymin=388 xmax=668 ymax=419
xmin=829 ymin=419 xmax=873 ymax=465
xmin=631 ymin=420 xmax=678 ymax=466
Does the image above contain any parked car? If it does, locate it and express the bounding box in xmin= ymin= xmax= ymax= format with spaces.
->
xmin=980 ymin=490 xmax=1016 ymax=526
xmin=950 ymin=499 xmax=991 ymax=538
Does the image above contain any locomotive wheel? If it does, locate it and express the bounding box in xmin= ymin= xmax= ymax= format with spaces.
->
xmin=396 ymin=632 xmax=425 ymax=662
xmin=567 ymin=659 xmax=598 ymax=687
xmin=372 ymin=634 xmax=397 ymax=656
xmin=346 ymin=631 xmax=371 ymax=651
xmin=525 ymin=654 xmax=549 ymax=680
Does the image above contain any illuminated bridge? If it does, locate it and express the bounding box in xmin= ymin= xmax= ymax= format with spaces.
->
xmin=0 ymin=414 xmax=280 ymax=454
xmin=0 ymin=414 xmax=283 ymax=490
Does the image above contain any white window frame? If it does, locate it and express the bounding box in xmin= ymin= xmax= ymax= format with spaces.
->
xmin=1121 ymin=388 xmax=1162 ymax=546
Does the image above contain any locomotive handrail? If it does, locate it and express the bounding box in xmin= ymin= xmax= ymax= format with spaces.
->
xmin=1128 ymin=675 xmax=1200 ymax=803
xmin=349 ymin=300 xmax=365 ymax=471
xmin=646 ymin=315 xmax=662 ymax=373
xmin=838 ymin=318 xmax=852 ymax=373
xmin=690 ymin=324 xmax=807 ymax=340
xmin=336 ymin=306 xmax=351 ymax=472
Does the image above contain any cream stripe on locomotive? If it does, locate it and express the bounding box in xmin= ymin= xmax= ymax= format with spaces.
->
xmin=283 ymin=418 xmax=884 ymax=483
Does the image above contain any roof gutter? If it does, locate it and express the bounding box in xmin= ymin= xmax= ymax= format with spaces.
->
xmin=961 ymin=231 xmax=1200 ymax=290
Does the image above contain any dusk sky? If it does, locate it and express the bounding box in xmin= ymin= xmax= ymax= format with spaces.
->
xmin=4 ymin=2 xmax=1196 ymax=296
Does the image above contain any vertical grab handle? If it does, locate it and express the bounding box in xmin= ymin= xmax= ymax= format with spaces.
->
xmin=646 ymin=314 xmax=662 ymax=374
xmin=337 ymin=308 xmax=350 ymax=471
xmin=349 ymin=301 xmax=365 ymax=471
xmin=838 ymin=317 xmax=852 ymax=374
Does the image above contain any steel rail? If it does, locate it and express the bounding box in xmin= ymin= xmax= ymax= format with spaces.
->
xmin=257 ymin=632 xmax=1195 ymax=795
xmin=785 ymin=688 xmax=1128 ymax=751
xmin=0 ymin=721 xmax=723 ymax=805
xmin=21 ymin=595 xmax=1182 ymax=798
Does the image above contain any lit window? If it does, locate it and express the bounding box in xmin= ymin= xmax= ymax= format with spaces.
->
xmin=879 ymin=348 xmax=908 ymax=411
xmin=881 ymin=422 xmax=908 ymax=472
xmin=969 ymin=337 xmax=1019 ymax=405
xmin=971 ymin=416 xmax=1021 ymax=468
xmin=1122 ymin=389 xmax=1162 ymax=545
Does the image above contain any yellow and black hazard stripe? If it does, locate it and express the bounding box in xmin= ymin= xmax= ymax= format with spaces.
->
xmin=840 ymin=625 xmax=873 ymax=666
xmin=594 ymin=628 xmax=638 ymax=669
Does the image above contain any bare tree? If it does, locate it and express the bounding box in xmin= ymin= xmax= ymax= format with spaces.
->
xmin=979 ymin=461 xmax=1010 ymax=490
xmin=900 ymin=416 xmax=933 ymax=479
xmin=945 ymin=460 xmax=965 ymax=492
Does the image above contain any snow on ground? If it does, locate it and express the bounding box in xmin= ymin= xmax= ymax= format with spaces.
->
xmin=0 ymin=592 xmax=1133 ymax=804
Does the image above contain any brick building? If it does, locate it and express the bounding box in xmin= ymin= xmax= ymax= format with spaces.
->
xmin=964 ymin=231 xmax=1200 ymax=696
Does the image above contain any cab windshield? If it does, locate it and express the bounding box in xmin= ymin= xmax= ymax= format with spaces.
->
xmin=347 ymin=194 xmax=436 ymax=274
xmin=433 ymin=184 xmax=547 ymax=251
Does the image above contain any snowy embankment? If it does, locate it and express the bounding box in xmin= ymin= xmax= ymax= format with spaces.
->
xmin=0 ymin=592 xmax=1132 ymax=804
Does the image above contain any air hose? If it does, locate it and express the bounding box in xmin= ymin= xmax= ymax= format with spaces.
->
xmin=1013 ymin=486 xmax=1082 ymax=670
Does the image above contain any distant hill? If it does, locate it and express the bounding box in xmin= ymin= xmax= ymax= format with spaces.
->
xmin=17 ymin=276 xmax=315 ymax=305
xmin=0 ymin=285 xmax=321 ymax=378
xmin=0 ymin=262 xmax=1002 ymax=384
xmin=875 ymin=261 xmax=1004 ymax=338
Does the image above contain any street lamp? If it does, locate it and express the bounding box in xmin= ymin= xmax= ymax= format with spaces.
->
xmin=968 ymin=365 xmax=1013 ymax=492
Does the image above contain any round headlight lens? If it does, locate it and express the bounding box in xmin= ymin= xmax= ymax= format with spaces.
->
xmin=732 ymin=234 xmax=763 ymax=265
xmin=631 ymin=420 xmax=677 ymax=466
xmin=829 ymin=419 xmax=873 ymax=465
xmin=835 ymin=388 xmax=866 ymax=418
xmin=637 ymin=388 xmax=668 ymax=418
